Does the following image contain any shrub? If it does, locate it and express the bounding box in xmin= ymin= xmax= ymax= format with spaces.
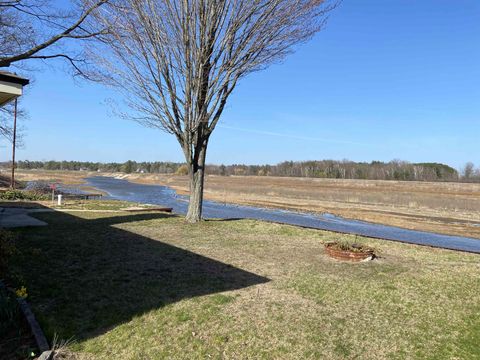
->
xmin=26 ymin=181 xmax=52 ymax=194
xmin=0 ymin=189 xmax=49 ymax=201
xmin=175 ymin=164 xmax=189 ymax=176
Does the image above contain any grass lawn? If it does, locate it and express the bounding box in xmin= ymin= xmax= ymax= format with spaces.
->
xmin=5 ymin=207 xmax=480 ymax=359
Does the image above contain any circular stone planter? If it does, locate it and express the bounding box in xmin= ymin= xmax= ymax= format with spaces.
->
xmin=324 ymin=242 xmax=375 ymax=262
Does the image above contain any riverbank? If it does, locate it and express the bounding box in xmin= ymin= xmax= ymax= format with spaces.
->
xmin=115 ymin=173 xmax=480 ymax=239
xmin=4 ymin=206 xmax=480 ymax=359
xmin=12 ymin=170 xmax=480 ymax=239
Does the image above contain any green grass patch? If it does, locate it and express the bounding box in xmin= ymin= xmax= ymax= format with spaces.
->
xmin=4 ymin=208 xmax=480 ymax=359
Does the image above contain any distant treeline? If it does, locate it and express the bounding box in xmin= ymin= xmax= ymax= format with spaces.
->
xmin=7 ymin=159 xmax=480 ymax=182
xmin=12 ymin=160 xmax=182 ymax=174
xmin=208 ymin=160 xmax=461 ymax=182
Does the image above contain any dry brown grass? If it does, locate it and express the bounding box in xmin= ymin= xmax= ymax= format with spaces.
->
xmin=13 ymin=170 xmax=92 ymax=185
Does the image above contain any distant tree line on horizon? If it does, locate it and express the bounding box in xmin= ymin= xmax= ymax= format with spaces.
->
xmin=5 ymin=159 xmax=480 ymax=183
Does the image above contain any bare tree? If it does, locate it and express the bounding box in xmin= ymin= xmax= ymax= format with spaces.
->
xmin=0 ymin=104 xmax=17 ymax=141
xmin=0 ymin=0 xmax=110 ymax=184
xmin=90 ymin=0 xmax=337 ymax=222
xmin=0 ymin=0 xmax=109 ymax=76
xmin=0 ymin=102 xmax=25 ymax=143
xmin=462 ymin=162 xmax=475 ymax=181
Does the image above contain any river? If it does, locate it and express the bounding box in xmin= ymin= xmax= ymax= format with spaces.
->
xmin=85 ymin=176 xmax=480 ymax=254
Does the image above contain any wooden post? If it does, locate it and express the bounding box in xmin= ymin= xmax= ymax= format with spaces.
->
xmin=10 ymin=98 xmax=17 ymax=189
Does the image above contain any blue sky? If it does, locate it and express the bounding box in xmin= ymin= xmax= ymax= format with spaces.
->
xmin=3 ymin=0 xmax=480 ymax=169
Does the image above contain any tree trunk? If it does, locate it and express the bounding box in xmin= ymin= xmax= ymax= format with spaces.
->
xmin=185 ymin=143 xmax=208 ymax=223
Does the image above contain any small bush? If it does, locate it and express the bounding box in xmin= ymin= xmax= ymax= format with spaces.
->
xmin=0 ymin=189 xmax=24 ymax=200
xmin=175 ymin=165 xmax=189 ymax=176
xmin=26 ymin=181 xmax=53 ymax=194
xmin=0 ymin=189 xmax=49 ymax=201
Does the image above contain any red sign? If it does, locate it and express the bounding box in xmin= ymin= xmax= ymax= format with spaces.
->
xmin=50 ymin=184 xmax=57 ymax=190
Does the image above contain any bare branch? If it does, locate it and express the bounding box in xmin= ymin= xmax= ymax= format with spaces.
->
xmin=0 ymin=0 xmax=110 ymax=70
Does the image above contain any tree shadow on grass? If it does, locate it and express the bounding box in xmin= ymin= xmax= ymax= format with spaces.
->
xmin=8 ymin=207 xmax=269 ymax=342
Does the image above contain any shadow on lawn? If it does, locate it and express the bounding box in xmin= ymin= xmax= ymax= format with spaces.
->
xmin=8 ymin=204 xmax=269 ymax=341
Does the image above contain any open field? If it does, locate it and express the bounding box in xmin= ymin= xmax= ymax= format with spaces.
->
xmin=11 ymin=170 xmax=480 ymax=238
xmin=4 ymin=205 xmax=480 ymax=359
xmin=9 ymin=170 xmax=93 ymax=185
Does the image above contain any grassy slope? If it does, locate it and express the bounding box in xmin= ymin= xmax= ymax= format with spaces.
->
xmin=8 ymin=209 xmax=480 ymax=359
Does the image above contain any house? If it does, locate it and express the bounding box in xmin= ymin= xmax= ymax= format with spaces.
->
xmin=0 ymin=71 xmax=29 ymax=106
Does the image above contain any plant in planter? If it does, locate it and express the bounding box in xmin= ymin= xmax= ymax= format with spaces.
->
xmin=324 ymin=240 xmax=375 ymax=262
